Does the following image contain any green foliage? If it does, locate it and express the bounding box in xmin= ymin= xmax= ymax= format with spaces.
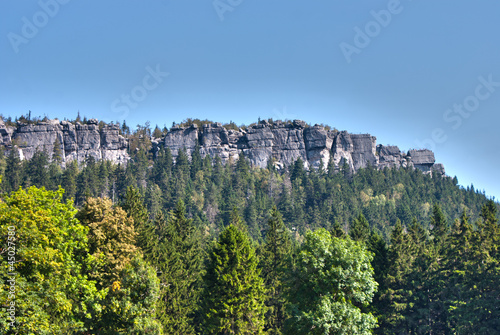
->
xmin=144 ymin=200 xmax=204 ymax=334
xmin=201 ymin=224 xmax=267 ymax=334
xmin=121 ymin=186 xmax=150 ymax=250
xmin=96 ymin=256 xmax=163 ymax=334
xmin=350 ymin=212 xmax=370 ymax=242
xmin=4 ymin=148 xmax=21 ymax=193
xmin=0 ymin=118 xmax=498 ymax=334
xmin=260 ymin=206 xmax=292 ymax=334
xmin=285 ymin=229 xmax=378 ymax=334
xmin=0 ymin=186 xmax=104 ymax=334
xmin=76 ymin=197 xmax=138 ymax=289
xmin=52 ymin=137 xmax=63 ymax=164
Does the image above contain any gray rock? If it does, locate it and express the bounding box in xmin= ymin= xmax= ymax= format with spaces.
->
xmin=408 ymin=149 xmax=435 ymax=165
xmin=377 ymin=145 xmax=403 ymax=169
xmin=0 ymin=118 xmax=445 ymax=177
xmin=163 ymin=126 xmax=199 ymax=156
xmin=5 ymin=119 xmax=129 ymax=166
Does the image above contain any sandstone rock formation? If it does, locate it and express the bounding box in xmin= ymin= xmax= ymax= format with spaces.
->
xmin=0 ymin=118 xmax=445 ymax=177
xmin=162 ymin=120 xmax=445 ymax=176
xmin=0 ymin=118 xmax=129 ymax=166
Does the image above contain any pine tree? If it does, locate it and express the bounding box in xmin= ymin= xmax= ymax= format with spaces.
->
xmin=201 ymin=224 xmax=267 ymax=334
xmin=260 ymin=206 xmax=292 ymax=334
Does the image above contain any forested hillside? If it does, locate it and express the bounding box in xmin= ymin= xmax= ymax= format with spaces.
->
xmin=0 ymin=120 xmax=498 ymax=334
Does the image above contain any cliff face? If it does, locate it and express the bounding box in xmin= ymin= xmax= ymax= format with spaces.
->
xmin=0 ymin=118 xmax=129 ymax=166
xmin=0 ymin=118 xmax=445 ymax=176
xmin=163 ymin=120 xmax=445 ymax=176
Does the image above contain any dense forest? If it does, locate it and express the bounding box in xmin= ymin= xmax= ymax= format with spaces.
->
xmin=0 ymin=119 xmax=499 ymax=334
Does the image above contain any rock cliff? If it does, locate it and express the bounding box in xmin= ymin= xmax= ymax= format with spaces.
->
xmin=0 ymin=118 xmax=445 ymax=176
xmin=163 ymin=120 xmax=445 ymax=176
xmin=0 ymin=118 xmax=129 ymax=166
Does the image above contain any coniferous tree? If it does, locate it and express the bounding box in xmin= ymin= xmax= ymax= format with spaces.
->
xmin=52 ymin=137 xmax=63 ymax=164
xmin=430 ymin=203 xmax=448 ymax=247
xmin=382 ymin=219 xmax=412 ymax=333
xmin=443 ymin=211 xmax=474 ymax=333
xmin=290 ymin=157 xmax=305 ymax=184
xmin=367 ymin=230 xmax=389 ymax=329
xmin=350 ymin=212 xmax=370 ymax=242
xmin=61 ymin=160 xmax=78 ymax=201
xmin=464 ymin=200 xmax=500 ymax=332
xmin=23 ymin=149 xmax=49 ymax=188
xmin=201 ymin=224 xmax=267 ymax=334
xmin=154 ymin=200 xmax=204 ymax=335
xmin=191 ymin=144 xmax=203 ymax=180
xmin=121 ymin=185 xmax=150 ymax=250
xmin=5 ymin=147 xmax=21 ymax=193
xmin=260 ymin=206 xmax=292 ymax=334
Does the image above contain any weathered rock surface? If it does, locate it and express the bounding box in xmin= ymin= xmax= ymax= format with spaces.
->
xmin=162 ymin=120 xmax=445 ymax=176
xmin=0 ymin=118 xmax=129 ymax=166
xmin=0 ymin=118 xmax=445 ymax=176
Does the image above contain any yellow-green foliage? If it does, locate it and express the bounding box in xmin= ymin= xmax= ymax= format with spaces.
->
xmin=0 ymin=186 xmax=104 ymax=334
xmin=76 ymin=197 xmax=138 ymax=289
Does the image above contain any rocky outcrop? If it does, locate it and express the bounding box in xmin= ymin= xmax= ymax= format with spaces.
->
xmin=0 ymin=118 xmax=129 ymax=166
xmin=163 ymin=120 xmax=445 ymax=176
xmin=0 ymin=118 xmax=445 ymax=177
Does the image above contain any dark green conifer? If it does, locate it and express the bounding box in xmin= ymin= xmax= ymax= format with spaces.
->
xmin=201 ymin=224 xmax=267 ymax=334
xmin=260 ymin=206 xmax=292 ymax=334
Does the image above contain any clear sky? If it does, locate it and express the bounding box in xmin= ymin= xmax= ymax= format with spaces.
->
xmin=1 ymin=0 xmax=499 ymax=199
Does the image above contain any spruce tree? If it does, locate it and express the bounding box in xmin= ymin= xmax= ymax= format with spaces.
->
xmin=350 ymin=212 xmax=370 ymax=242
xmin=5 ymin=147 xmax=21 ymax=193
xmin=430 ymin=203 xmax=448 ymax=247
xmin=383 ymin=219 xmax=412 ymax=332
xmin=465 ymin=200 xmax=500 ymax=332
xmin=52 ymin=137 xmax=63 ymax=164
xmin=201 ymin=224 xmax=267 ymax=334
xmin=260 ymin=206 xmax=292 ymax=334
xmin=154 ymin=200 xmax=204 ymax=335
xmin=191 ymin=144 xmax=203 ymax=180
xmin=121 ymin=185 xmax=150 ymax=250
xmin=443 ymin=211 xmax=474 ymax=333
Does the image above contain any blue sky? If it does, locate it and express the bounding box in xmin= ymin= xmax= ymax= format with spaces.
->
xmin=1 ymin=0 xmax=500 ymax=199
